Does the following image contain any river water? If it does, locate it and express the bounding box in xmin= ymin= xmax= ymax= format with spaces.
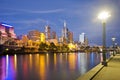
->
xmin=0 ymin=52 xmax=110 ymax=80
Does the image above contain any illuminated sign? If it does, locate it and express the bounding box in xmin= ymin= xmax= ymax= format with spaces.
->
xmin=1 ymin=23 xmax=13 ymax=28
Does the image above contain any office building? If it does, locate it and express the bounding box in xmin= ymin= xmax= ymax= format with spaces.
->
xmin=28 ymin=30 xmax=40 ymax=41
xmin=68 ymin=31 xmax=73 ymax=43
xmin=79 ymin=33 xmax=88 ymax=46
xmin=45 ymin=25 xmax=51 ymax=40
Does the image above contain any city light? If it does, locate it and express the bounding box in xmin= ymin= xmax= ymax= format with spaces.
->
xmin=112 ymin=37 xmax=116 ymax=56
xmin=98 ymin=11 xmax=111 ymax=21
xmin=68 ymin=43 xmax=75 ymax=50
xmin=112 ymin=37 xmax=116 ymax=42
xmin=1 ymin=23 xmax=13 ymax=28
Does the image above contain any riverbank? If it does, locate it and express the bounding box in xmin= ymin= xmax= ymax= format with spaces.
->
xmin=0 ymin=48 xmax=102 ymax=56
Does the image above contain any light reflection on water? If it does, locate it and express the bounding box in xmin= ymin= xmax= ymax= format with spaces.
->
xmin=0 ymin=52 xmax=110 ymax=80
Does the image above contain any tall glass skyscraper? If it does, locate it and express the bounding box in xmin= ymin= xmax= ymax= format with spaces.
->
xmin=79 ymin=33 xmax=85 ymax=44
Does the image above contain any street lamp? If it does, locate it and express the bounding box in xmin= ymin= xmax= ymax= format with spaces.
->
xmin=112 ymin=37 xmax=116 ymax=56
xmin=98 ymin=11 xmax=110 ymax=66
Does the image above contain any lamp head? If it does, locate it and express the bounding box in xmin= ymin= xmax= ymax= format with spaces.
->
xmin=98 ymin=11 xmax=111 ymax=22
xmin=112 ymin=37 xmax=116 ymax=41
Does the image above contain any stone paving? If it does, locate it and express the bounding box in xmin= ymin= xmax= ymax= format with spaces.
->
xmin=92 ymin=54 xmax=120 ymax=80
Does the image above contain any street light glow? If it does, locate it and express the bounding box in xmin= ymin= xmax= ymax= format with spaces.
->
xmin=98 ymin=11 xmax=111 ymax=21
xmin=112 ymin=37 xmax=116 ymax=41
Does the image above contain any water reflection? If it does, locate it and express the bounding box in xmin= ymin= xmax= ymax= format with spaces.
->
xmin=3 ymin=55 xmax=17 ymax=80
xmin=29 ymin=54 xmax=32 ymax=69
xmin=0 ymin=52 xmax=109 ymax=80
xmin=14 ymin=54 xmax=17 ymax=70
xmin=54 ymin=53 xmax=57 ymax=69
xmin=68 ymin=53 xmax=76 ymax=70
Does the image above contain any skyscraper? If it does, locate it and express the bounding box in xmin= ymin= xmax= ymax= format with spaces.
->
xmin=79 ymin=33 xmax=88 ymax=46
xmin=62 ymin=21 xmax=68 ymax=39
xmin=79 ymin=33 xmax=85 ymax=44
xmin=45 ymin=25 xmax=51 ymax=40
xmin=62 ymin=21 xmax=69 ymax=43
xmin=68 ymin=31 xmax=73 ymax=43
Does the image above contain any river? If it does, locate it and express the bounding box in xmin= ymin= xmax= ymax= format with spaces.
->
xmin=0 ymin=52 xmax=110 ymax=80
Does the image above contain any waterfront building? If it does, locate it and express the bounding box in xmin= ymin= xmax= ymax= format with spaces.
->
xmin=40 ymin=33 xmax=45 ymax=43
xmin=22 ymin=35 xmax=29 ymax=46
xmin=79 ymin=33 xmax=89 ymax=46
xmin=5 ymin=25 xmax=16 ymax=38
xmin=0 ymin=22 xmax=16 ymax=44
xmin=28 ymin=30 xmax=40 ymax=41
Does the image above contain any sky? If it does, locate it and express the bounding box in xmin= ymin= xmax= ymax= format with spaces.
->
xmin=0 ymin=0 xmax=120 ymax=46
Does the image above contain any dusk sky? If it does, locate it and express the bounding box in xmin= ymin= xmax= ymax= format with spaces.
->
xmin=0 ymin=0 xmax=120 ymax=46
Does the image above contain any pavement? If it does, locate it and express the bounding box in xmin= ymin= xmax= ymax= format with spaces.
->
xmin=77 ymin=54 xmax=120 ymax=80
xmin=92 ymin=54 xmax=120 ymax=80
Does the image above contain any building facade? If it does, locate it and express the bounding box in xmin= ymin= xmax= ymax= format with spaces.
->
xmin=28 ymin=30 xmax=40 ymax=41
xmin=79 ymin=33 xmax=88 ymax=46
xmin=61 ymin=21 xmax=73 ymax=44
xmin=45 ymin=25 xmax=51 ymax=40
xmin=40 ymin=33 xmax=45 ymax=43
xmin=0 ymin=22 xmax=16 ymax=44
xmin=51 ymin=31 xmax=57 ymax=39
xmin=68 ymin=31 xmax=73 ymax=43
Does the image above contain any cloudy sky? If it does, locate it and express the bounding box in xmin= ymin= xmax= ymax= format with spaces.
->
xmin=0 ymin=0 xmax=120 ymax=46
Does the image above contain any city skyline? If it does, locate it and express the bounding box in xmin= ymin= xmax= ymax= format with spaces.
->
xmin=0 ymin=0 xmax=120 ymax=46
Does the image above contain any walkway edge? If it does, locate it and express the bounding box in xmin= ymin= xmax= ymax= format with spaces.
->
xmin=77 ymin=55 xmax=113 ymax=80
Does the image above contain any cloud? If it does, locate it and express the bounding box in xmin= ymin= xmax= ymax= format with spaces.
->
xmin=25 ymin=9 xmax=65 ymax=14
xmin=0 ymin=8 xmax=65 ymax=15
xmin=7 ymin=18 xmax=56 ymax=28
xmin=9 ymin=19 xmax=46 ymax=24
xmin=0 ymin=12 xmax=21 ymax=15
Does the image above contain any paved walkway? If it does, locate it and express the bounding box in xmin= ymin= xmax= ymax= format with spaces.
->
xmin=92 ymin=54 xmax=120 ymax=80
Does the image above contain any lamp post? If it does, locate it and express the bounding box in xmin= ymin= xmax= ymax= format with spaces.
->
xmin=98 ymin=11 xmax=110 ymax=66
xmin=0 ymin=36 xmax=1 ymax=44
xmin=112 ymin=37 xmax=116 ymax=56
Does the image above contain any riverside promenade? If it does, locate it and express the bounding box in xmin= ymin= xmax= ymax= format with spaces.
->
xmin=77 ymin=54 xmax=120 ymax=80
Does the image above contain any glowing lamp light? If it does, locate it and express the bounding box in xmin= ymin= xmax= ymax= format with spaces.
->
xmin=112 ymin=37 xmax=116 ymax=41
xmin=98 ymin=11 xmax=111 ymax=21
xmin=6 ymin=48 xmax=9 ymax=51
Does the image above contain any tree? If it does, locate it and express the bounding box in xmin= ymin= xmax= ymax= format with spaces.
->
xmin=48 ymin=42 xmax=57 ymax=52
xmin=61 ymin=44 xmax=69 ymax=52
xmin=39 ymin=42 xmax=48 ymax=51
